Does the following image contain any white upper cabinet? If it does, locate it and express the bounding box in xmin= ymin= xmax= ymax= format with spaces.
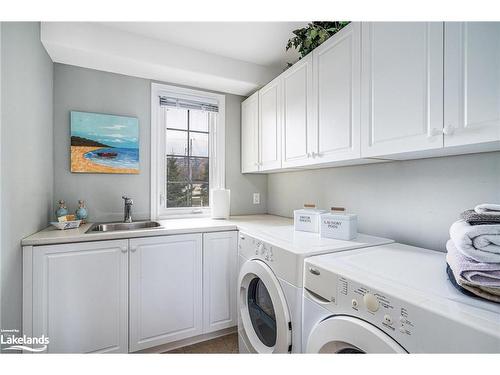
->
xmin=361 ymin=22 xmax=444 ymax=158
xmin=129 ymin=234 xmax=203 ymax=352
xmin=312 ymin=22 xmax=361 ymax=163
xmin=32 ymin=240 xmax=129 ymax=353
xmin=241 ymin=92 xmax=259 ymax=173
xmin=203 ymin=231 xmax=238 ymax=333
xmin=282 ymin=54 xmax=314 ymax=168
xmin=259 ymin=77 xmax=282 ymax=171
xmin=444 ymin=22 xmax=500 ymax=147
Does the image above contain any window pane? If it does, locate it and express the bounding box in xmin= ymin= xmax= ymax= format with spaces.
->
xmin=190 ymin=183 xmax=209 ymax=207
xmin=190 ymin=132 xmax=208 ymax=157
xmin=167 ymin=182 xmax=190 ymax=207
xmin=166 ymin=108 xmax=188 ymax=130
xmin=166 ymin=129 xmax=188 ymax=156
xmin=190 ymin=157 xmax=209 ymax=182
xmin=189 ymin=110 xmax=209 ymax=132
xmin=167 ymin=157 xmax=188 ymax=182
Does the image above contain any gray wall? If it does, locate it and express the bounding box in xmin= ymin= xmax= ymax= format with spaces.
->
xmin=268 ymin=152 xmax=500 ymax=252
xmin=1 ymin=23 xmax=54 ymax=334
xmin=53 ymin=64 xmax=267 ymax=221
xmin=54 ymin=64 xmax=151 ymax=221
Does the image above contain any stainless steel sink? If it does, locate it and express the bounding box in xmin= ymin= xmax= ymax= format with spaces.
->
xmin=86 ymin=221 xmax=163 ymax=233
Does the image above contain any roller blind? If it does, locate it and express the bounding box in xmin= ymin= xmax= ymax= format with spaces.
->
xmin=159 ymin=95 xmax=219 ymax=113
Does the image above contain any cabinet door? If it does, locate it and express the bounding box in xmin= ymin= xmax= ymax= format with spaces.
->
xmin=361 ymin=22 xmax=444 ymax=158
xmin=259 ymin=77 xmax=282 ymax=171
xmin=202 ymin=231 xmax=238 ymax=333
xmin=129 ymin=234 xmax=202 ymax=352
xmin=241 ymin=92 xmax=260 ymax=173
xmin=313 ymin=22 xmax=361 ymax=163
xmin=32 ymin=240 xmax=128 ymax=353
xmin=444 ymin=22 xmax=500 ymax=147
xmin=282 ymin=54 xmax=314 ymax=168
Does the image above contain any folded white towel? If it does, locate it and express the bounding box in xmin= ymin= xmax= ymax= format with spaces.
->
xmin=475 ymin=203 xmax=500 ymax=216
xmin=449 ymin=220 xmax=500 ymax=263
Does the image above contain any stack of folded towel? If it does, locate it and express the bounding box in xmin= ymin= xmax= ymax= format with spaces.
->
xmin=446 ymin=203 xmax=500 ymax=303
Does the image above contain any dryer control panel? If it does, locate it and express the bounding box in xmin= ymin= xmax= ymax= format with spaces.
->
xmin=304 ymin=260 xmax=420 ymax=347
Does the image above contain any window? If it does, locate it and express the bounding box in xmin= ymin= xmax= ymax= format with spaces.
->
xmin=151 ymin=83 xmax=225 ymax=218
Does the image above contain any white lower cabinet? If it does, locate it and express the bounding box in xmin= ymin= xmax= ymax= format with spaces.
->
xmin=202 ymin=231 xmax=238 ymax=333
xmin=31 ymin=240 xmax=129 ymax=353
xmin=129 ymin=234 xmax=203 ymax=352
xmin=26 ymin=231 xmax=238 ymax=353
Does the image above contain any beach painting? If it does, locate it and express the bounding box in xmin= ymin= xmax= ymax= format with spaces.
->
xmin=70 ymin=111 xmax=139 ymax=174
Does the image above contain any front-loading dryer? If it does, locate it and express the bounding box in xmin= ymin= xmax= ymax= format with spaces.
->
xmin=302 ymin=243 xmax=500 ymax=353
xmin=237 ymin=227 xmax=393 ymax=353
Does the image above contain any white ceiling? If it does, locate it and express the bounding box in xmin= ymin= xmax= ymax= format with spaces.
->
xmin=97 ymin=22 xmax=307 ymax=68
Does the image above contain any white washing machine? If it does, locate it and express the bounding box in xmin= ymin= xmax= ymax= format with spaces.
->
xmin=303 ymin=243 xmax=500 ymax=353
xmin=237 ymin=226 xmax=393 ymax=353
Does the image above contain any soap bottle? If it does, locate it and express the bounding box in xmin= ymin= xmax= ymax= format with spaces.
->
xmin=55 ymin=200 xmax=69 ymax=219
xmin=75 ymin=200 xmax=88 ymax=223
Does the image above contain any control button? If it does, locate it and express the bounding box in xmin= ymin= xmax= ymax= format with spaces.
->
xmin=384 ymin=314 xmax=393 ymax=325
xmin=399 ymin=316 xmax=406 ymax=323
xmin=363 ymin=293 xmax=379 ymax=312
xmin=399 ymin=326 xmax=405 ymax=333
xmin=351 ymin=299 xmax=359 ymax=309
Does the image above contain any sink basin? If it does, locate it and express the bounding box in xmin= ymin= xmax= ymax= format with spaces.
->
xmin=86 ymin=221 xmax=163 ymax=233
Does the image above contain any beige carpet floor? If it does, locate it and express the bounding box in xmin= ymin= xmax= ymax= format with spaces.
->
xmin=165 ymin=333 xmax=239 ymax=354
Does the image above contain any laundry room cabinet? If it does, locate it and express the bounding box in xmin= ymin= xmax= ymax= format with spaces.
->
xmin=444 ymin=22 xmax=500 ymax=149
xmin=241 ymin=91 xmax=260 ymax=173
xmin=202 ymin=231 xmax=238 ymax=333
xmin=259 ymin=76 xmax=282 ymax=171
xmin=29 ymin=240 xmax=129 ymax=353
xmin=360 ymin=22 xmax=444 ymax=158
xmin=129 ymin=234 xmax=203 ymax=352
xmin=311 ymin=22 xmax=361 ymax=163
xmin=24 ymin=231 xmax=238 ymax=353
xmin=281 ymin=54 xmax=314 ymax=168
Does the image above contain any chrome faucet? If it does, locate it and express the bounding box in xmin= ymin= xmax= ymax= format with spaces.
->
xmin=122 ymin=196 xmax=133 ymax=223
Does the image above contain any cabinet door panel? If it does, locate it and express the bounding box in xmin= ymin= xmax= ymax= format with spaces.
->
xmin=203 ymin=231 xmax=238 ymax=333
xmin=33 ymin=240 xmax=128 ymax=353
xmin=282 ymin=54 xmax=314 ymax=167
xmin=445 ymin=22 xmax=500 ymax=147
xmin=361 ymin=22 xmax=444 ymax=157
xmin=129 ymin=234 xmax=202 ymax=352
xmin=241 ymin=92 xmax=259 ymax=173
xmin=314 ymin=22 xmax=361 ymax=162
xmin=259 ymin=78 xmax=282 ymax=171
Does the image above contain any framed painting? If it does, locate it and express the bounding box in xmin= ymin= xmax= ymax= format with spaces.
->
xmin=70 ymin=111 xmax=139 ymax=174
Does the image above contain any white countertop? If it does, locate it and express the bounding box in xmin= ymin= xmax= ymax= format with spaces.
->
xmin=21 ymin=214 xmax=294 ymax=247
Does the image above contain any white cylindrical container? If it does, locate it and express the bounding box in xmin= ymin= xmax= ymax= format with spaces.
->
xmin=211 ymin=189 xmax=230 ymax=219
xmin=320 ymin=207 xmax=358 ymax=240
xmin=294 ymin=204 xmax=327 ymax=233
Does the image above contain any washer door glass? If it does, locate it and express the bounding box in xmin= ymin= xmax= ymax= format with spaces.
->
xmin=247 ymin=277 xmax=276 ymax=347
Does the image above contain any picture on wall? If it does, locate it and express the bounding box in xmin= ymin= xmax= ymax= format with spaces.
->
xmin=70 ymin=111 xmax=139 ymax=174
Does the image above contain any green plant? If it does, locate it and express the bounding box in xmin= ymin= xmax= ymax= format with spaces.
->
xmin=286 ymin=21 xmax=350 ymax=59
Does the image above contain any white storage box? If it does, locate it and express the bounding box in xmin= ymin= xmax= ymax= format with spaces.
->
xmin=294 ymin=204 xmax=327 ymax=233
xmin=320 ymin=208 xmax=358 ymax=240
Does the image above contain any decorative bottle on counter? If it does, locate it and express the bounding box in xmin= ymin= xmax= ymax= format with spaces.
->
xmin=75 ymin=200 xmax=88 ymax=223
xmin=55 ymin=200 xmax=69 ymax=218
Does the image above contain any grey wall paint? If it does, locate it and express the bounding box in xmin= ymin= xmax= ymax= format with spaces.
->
xmin=54 ymin=64 xmax=151 ymax=222
xmin=54 ymin=64 xmax=267 ymax=221
xmin=268 ymin=152 xmax=500 ymax=252
xmin=1 ymin=23 xmax=54 ymax=334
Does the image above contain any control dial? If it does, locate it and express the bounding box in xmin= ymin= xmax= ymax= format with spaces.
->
xmin=363 ymin=293 xmax=379 ymax=312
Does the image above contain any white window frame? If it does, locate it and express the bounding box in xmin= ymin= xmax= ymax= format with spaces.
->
xmin=151 ymin=83 xmax=225 ymax=219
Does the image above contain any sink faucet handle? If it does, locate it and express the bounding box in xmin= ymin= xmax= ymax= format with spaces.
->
xmin=122 ymin=196 xmax=133 ymax=205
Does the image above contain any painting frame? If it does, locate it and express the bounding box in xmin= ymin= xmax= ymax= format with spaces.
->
xmin=70 ymin=111 xmax=140 ymax=174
